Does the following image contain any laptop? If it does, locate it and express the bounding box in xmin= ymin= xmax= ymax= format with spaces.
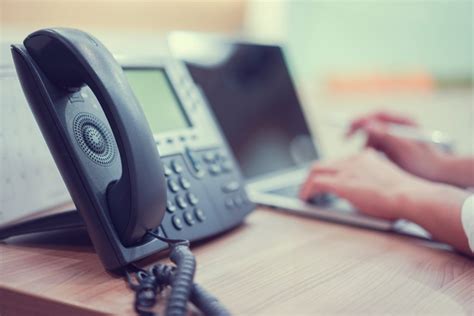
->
xmin=168 ymin=33 xmax=429 ymax=237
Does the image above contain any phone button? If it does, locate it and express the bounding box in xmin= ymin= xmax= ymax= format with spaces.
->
xmin=185 ymin=147 xmax=199 ymax=164
xmin=183 ymin=211 xmax=195 ymax=226
xmin=187 ymin=192 xmax=199 ymax=205
xmin=179 ymin=176 xmax=191 ymax=190
xmin=166 ymin=200 xmax=177 ymax=213
xmin=222 ymin=181 xmax=240 ymax=193
xmin=185 ymin=148 xmax=206 ymax=177
xmin=163 ymin=164 xmax=173 ymax=177
xmin=172 ymin=215 xmax=183 ymax=230
xmin=203 ymin=152 xmax=215 ymax=163
xmin=225 ymin=199 xmax=234 ymax=209
xmin=175 ymin=195 xmax=188 ymax=209
xmin=168 ymin=179 xmax=180 ymax=193
xmin=171 ymin=160 xmax=183 ymax=174
xmin=194 ymin=208 xmax=206 ymax=222
xmin=194 ymin=163 xmax=205 ymax=176
xmin=209 ymin=164 xmax=222 ymax=175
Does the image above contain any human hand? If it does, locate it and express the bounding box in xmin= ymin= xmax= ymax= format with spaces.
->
xmin=346 ymin=111 xmax=418 ymax=138
xmin=299 ymin=149 xmax=430 ymax=220
xmin=347 ymin=111 xmax=448 ymax=183
xmin=299 ymin=149 xmax=473 ymax=255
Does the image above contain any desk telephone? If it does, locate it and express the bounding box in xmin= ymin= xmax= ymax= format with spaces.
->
xmin=5 ymin=28 xmax=254 ymax=275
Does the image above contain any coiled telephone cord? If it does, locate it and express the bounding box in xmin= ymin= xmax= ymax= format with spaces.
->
xmin=126 ymin=231 xmax=230 ymax=316
xmin=152 ymin=264 xmax=231 ymax=316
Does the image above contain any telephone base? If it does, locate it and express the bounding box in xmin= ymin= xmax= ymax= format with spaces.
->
xmin=0 ymin=210 xmax=85 ymax=240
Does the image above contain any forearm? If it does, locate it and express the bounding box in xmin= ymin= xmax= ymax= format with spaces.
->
xmin=396 ymin=180 xmax=473 ymax=256
xmin=437 ymin=156 xmax=474 ymax=188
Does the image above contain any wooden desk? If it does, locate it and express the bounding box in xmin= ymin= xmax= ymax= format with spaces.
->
xmin=1 ymin=208 xmax=473 ymax=315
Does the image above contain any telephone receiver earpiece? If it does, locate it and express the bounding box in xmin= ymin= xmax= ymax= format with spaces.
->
xmin=22 ymin=28 xmax=166 ymax=246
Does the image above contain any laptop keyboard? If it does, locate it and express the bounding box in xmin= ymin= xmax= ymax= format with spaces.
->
xmin=267 ymin=185 xmax=336 ymax=206
xmin=268 ymin=185 xmax=300 ymax=197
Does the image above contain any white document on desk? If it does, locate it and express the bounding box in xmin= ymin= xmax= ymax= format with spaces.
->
xmin=0 ymin=51 xmax=71 ymax=227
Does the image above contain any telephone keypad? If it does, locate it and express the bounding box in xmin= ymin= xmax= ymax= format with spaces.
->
xmin=201 ymin=151 xmax=233 ymax=177
xmin=160 ymin=149 xmax=253 ymax=240
xmin=195 ymin=148 xmax=252 ymax=220
xmin=161 ymin=155 xmax=216 ymax=239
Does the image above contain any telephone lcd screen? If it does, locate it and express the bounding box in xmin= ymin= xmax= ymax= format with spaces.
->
xmin=124 ymin=69 xmax=191 ymax=134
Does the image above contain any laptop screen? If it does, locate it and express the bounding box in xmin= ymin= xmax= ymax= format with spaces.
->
xmin=170 ymin=36 xmax=319 ymax=179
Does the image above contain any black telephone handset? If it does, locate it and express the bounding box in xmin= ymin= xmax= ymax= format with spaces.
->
xmin=11 ymin=27 xmax=170 ymax=266
xmin=15 ymin=28 xmax=167 ymax=246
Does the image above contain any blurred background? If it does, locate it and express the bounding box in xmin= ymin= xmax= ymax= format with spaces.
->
xmin=1 ymin=0 xmax=472 ymax=223
xmin=2 ymin=0 xmax=472 ymax=154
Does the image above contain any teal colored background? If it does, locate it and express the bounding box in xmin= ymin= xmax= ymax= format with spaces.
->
xmin=283 ymin=0 xmax=472 ymax=84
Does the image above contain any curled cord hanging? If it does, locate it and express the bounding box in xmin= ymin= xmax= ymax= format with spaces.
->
xmin=146 ymin=230 xmax=196 ymax=316
xmin=126 ymin=267 xmax=162 ymax=316
xmin=126 ymin=231 xmax=231 ymax=316
xmin=152 ymin=264 xmax=231 ymax=316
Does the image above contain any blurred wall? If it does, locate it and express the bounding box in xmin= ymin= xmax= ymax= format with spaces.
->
xmin=0 ymin=0 xmax=245 ymax=55
xmin=0 ymin=0 xmax=246 ymax=62
xmin=1 ymin=0 xmax=245 ymax=32
xmin=283 ymin=0 xmax=473 ymax=86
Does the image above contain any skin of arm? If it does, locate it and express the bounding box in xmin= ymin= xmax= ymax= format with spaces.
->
xmin=299 ymin=149 xmax=473 ymax=257
xmin=395 ymin=179 xmax=472 ymax=255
